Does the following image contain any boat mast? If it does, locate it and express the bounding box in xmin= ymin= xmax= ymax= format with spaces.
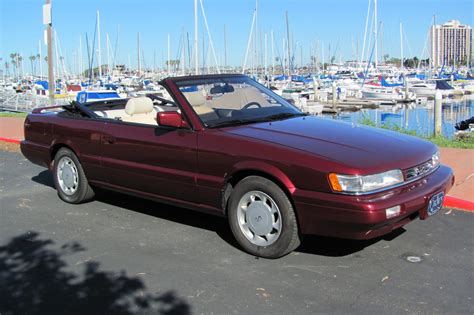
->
xmin=79 ymin=36 xmax=83 ymax=79
xmin=361 ymin=0 xmax=371 ymax=66
xmin=374 ymin=0 xmax=378 ymax=68
xmin=182 ymin=29 xmax=186 ymax=75
xmin=38 ymin=40 xmax=43 ymax=79
xmin=400 ymin=22 xmax=404 ymax=68
xmin=255 ymin=0 xmax=258 ymax=77
xmin=97 ymin=11 xmax=102 ymax=79
xmin=167 ymin=33 xmax=171 ymax=76
xmin=285 ymin=11 xmax=291 ymax=85
xmin=194 ymin=0 xmax=199 ymax=74
xmin=137 ymin=32 xmax=141 ymax=76
xmin=106 ymin=33 xmax=111 ymax=77
xmin=224 ymin=24 xmax=227 ymax=69
xmin=264 ymin=32 xmax=268 ymax=81
xmin=242 ymin=9 xmax=256 ymax=74
xmin=271 ymin=29 xmax=275 ymax=78
xmin=199 ymin=0 xmax=220 ymax=73
xmin=54 ymin=30 xmax=61 ymax=79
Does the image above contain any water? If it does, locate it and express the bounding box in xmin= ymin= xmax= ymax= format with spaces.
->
xmin=326 ymin=96 xmax=474 ymax=138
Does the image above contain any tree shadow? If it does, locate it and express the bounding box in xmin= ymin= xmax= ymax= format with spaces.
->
xmin=0 ymin=232 xmax=190 ymax=315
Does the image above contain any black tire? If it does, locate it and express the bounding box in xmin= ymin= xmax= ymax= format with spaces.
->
xmin=53 ymin=148 xmax=95 ymax=204
xmin=227 ymin=176 xmax=301 ymax=258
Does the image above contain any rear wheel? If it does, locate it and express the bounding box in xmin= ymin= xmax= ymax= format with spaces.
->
xmin=228 ymin=176 xmax=301 ymax=258
xmin=53 ymin=148 xmax=95 ymax=204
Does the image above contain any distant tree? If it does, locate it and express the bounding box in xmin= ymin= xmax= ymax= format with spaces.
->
xmin=4 ymin=62 xmax=10 ymax=76
xmin=29 ymin=55 xmax=36 ymax=76
xmin=387 ymin=57 xmax=401 ymax=65
xmin=403 ymin=57 xmax=419 ymax=68
xmin=17 ymin=55 xmax=23 ymax=77
xmin=10 ymin=53 xmax=18 ymax=78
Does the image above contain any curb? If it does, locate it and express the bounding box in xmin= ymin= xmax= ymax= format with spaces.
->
xmin=0 ymin=136 xmax=472 ymax=212
xmin=0 ymin=137 xmax=21 ymax=144
xmin=443 ymin=196 xmax=474 ymax=212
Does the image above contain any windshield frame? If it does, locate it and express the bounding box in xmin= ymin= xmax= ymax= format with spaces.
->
xmin=171 ymin=74 xmax=303 ymax=129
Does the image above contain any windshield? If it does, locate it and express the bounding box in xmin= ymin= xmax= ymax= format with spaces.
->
xmin=176 ymin=76 xmax=303 ymax=128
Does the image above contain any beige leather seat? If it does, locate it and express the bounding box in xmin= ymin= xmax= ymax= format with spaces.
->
xmin=122 ymin=97 xmax=157 ymax=125
xmin=184 ymin=91 xmax=219 ymax=122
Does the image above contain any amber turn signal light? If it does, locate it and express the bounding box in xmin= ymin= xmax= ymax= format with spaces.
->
xmin=328 ymin=173 xmax=342 ymax=192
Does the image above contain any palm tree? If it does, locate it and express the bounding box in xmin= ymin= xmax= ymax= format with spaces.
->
xmin=4 ymin=62 xmax=10 ymax=77
xmin=10 ymin=53 xmax=18 ymax=78
xmin=17 ymin=55 xmax=23 ymax=78
xmin=29 ymin=55 xmax=36 ymax=76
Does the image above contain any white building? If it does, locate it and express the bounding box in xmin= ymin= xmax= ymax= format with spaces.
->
xmin=431 ymin=20 xmax=472 ymax=67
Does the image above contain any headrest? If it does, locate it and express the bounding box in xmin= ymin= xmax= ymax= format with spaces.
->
xmin=184 ymin=91 xmax=206 ymax=107
xmin=125 ymin=97 xmax=154 ymax=115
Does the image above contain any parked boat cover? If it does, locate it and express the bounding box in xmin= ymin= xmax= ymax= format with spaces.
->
xmin=435 ymin=80 xmax=454 ymax=90
xmin=381 ymin=77 xmax=403 ymax=87
xmin=35 ymin=80 xmax=48 ymax=90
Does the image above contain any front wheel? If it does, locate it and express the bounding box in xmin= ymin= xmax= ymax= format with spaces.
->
xmin=227 ymin=176 xmax=301 ymax=258
xmin=53 ymin=148 xmax=95 ymax=204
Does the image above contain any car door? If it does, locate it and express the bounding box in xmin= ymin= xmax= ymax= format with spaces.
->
xmin=100 ymin=120 xmax=198 ymax=203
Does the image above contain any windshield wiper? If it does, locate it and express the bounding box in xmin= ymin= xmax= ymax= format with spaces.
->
xmin=208 ymin=119 xmax=255 ymax=128
xmin=261 ymin=112 xmax=308 ymax=121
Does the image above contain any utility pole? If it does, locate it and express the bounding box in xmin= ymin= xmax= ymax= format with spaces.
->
xmin=43 ymin=0 xmax=54 ymax=104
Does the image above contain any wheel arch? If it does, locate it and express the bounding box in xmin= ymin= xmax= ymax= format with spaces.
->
xmin=222 ymin=162 xmax=296 ymax=216
xmin=49 ymin=142 xmax=79 ymax=170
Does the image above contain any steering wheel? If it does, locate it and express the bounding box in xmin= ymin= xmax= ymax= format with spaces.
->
xmin=242 ymin=102 xmax=262 ymax=110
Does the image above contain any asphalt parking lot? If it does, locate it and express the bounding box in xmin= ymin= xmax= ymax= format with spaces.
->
xmin=1 ymin=150 xmax=473 ymax=314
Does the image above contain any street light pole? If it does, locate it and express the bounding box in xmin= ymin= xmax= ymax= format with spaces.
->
xmin=44 ymin=0 xmax=54 ymax=104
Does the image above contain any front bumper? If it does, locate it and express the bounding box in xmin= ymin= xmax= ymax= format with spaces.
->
xmin=293 ymin=165 xmax=454 ymax=240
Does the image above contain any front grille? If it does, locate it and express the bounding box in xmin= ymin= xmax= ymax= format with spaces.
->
xmin=405 ymin=159 xmax=437 ymax=182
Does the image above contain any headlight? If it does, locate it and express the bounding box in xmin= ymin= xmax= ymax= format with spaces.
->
xmin=328 ymin=169 xmax=404 ymax=194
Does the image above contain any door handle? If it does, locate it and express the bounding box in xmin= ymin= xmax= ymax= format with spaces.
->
xmin=103 ymin=135 xmax=116 ymax=144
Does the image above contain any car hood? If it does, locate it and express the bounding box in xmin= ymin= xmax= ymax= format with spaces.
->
xmin=223 ymin=116 xmax=436 ymax=173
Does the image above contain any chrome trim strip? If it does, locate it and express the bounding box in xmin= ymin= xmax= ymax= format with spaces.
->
xmin=405 ymin=159 xmax=437 ymax=182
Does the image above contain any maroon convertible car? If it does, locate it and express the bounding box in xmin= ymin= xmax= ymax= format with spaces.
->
xmin=21 ymin=74 xmax=454 ymax=258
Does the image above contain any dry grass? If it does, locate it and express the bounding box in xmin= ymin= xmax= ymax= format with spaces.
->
xmin=0 ymin=142 xmax=20 ymax=152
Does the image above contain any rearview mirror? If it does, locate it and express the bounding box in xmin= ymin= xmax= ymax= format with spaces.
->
xmin=157 ymin=111 xmax=189 ymax=128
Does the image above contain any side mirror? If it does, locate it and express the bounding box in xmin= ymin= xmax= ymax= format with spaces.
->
xmin=157 ymin=111 xmax=189 ymax=128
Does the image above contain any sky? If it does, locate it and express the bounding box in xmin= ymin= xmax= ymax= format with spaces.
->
xmin=0 ymin=0 xmax=473 ymax=74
